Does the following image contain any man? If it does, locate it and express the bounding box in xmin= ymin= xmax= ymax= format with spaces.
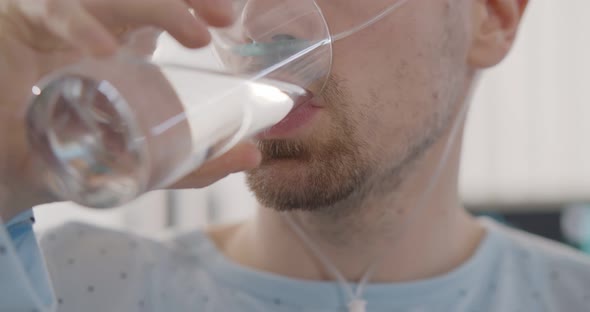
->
xmin=1 ymin=0 xmax=590 ymax=311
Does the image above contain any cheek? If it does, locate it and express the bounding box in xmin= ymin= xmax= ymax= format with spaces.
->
xmin=330 ymin=38 xmax=433 ymax=137
xmin=328 ymin=51 xmax=458 ymax=168
xmin=324 ymin=2 xmax=472 ymax=167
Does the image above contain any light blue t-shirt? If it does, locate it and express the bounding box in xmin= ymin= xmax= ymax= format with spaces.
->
xmin=2 ymin=217 xmax=590 ymax=312
xmin=0 ymin=210 xmax=54 ymax=312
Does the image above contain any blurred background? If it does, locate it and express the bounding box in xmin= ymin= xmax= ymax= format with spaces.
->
xmin=33 ymin=0 xmax=590 ymax=253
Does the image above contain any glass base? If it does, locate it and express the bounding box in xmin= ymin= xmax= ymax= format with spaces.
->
xmin=26 ymin=75 xmax=149 ymax=208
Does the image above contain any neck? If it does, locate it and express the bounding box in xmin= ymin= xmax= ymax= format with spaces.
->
xmin=216 ymin=129 xmax=484 ymax=283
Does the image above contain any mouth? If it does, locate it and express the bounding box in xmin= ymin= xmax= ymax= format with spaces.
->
xmin=257 ymin=93 xmax=322 ymax=139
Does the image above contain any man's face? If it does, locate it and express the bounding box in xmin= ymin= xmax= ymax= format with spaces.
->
xmin=247 ymin=0 xmax=473 ymax=210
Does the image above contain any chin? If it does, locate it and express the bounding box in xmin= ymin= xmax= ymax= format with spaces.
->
xmin=246 ymin=157 xmax=367 ymax=211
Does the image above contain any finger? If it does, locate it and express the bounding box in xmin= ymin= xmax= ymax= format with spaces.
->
xmin=187 ymin=0 xmax=235 ymax=28
xmin=204 ymin=141 xmax=262 ymax=174
xmin=170 ymin=141 xmax=261 ymax=189
xmin=64 ymin=9 xmax=119 ymax=56
xmin=119 ymin=27 xmax=161 ymax=57
xmin=91 ymin=0 xmax=211 ymax=49
xmin=18 ymin=0 xmax=118 ymax=56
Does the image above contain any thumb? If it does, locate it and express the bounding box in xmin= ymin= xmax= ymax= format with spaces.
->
xmin=168 ymin=141 xmax=262 ymax=189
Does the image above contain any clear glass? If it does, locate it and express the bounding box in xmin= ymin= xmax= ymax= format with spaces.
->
xmin=26 ymin=0 xmax=332 ymax=208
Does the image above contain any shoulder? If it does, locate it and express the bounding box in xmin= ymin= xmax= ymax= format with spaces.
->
xmin=39 ymin=223 xmax=242 ymax=311
xmin=39 ymin=222 xmax=166 ymax=271
xmin=483 ymin=219 xmax=590 ymax=311
xmin=40 ymin=222 xmax=151 ymax=252
xmin=484 ymin=218 xmax=590 ymax=268
xmin=39 ymin=222 xmax=167 ymax=312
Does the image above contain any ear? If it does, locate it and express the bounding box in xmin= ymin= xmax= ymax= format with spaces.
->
xmin=467 ymin=0 xmax=529 ymax=68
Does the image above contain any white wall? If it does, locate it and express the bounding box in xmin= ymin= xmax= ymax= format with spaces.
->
xmin=461 ymin=0 xmax=590 ymax=206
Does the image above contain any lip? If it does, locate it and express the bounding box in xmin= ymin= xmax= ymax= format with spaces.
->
xmin=257 ymin=96 xmax=321 ymax=139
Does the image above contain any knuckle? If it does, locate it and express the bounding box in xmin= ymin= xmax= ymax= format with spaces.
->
xmin=42 ymin=0 xmax=65 ymax=19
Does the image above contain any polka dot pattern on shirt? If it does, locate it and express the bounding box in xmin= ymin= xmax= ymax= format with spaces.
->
xmin=34 ymin=221 xmax=590 ymax=312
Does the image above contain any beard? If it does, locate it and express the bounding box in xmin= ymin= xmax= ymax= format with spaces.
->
xmin=246 ymin=76 xmax=372 ymax=211
xmin=246 ymin=134 xmax=368 ymax=211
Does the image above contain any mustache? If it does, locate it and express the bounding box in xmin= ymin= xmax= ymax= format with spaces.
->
xmin=257 ymin=139 xmax=311 ymax=161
